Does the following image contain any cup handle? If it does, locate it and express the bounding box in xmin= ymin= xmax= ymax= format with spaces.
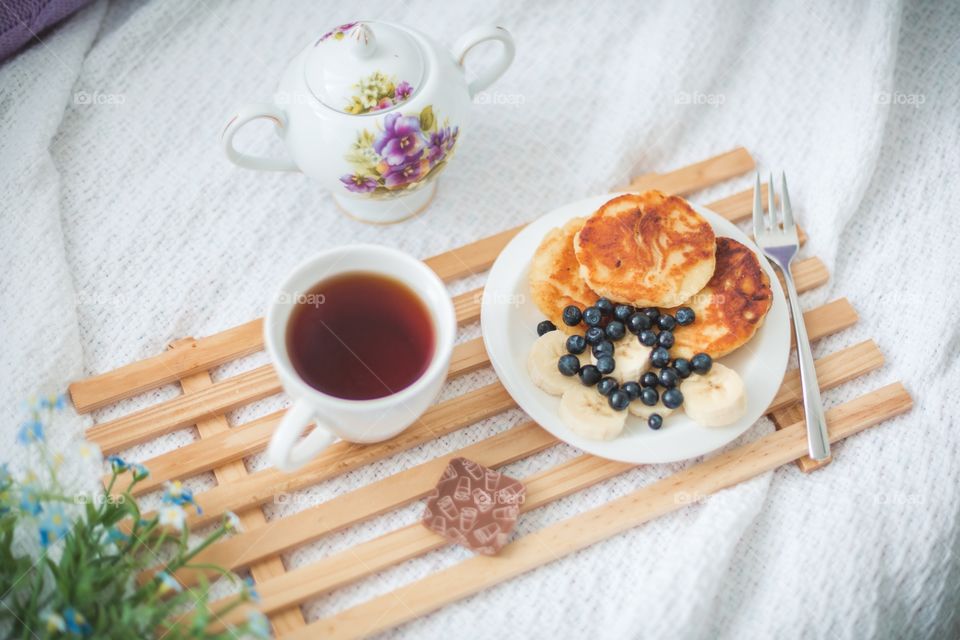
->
xmin=221 ymin=103 xmax=299 ymax=172
xmin=452 ymin=25 xmax=515 ymax=98
xmin=267 ymin=399 xmax=338 ymax=472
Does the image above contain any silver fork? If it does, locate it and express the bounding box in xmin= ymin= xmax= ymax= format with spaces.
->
xmin=753 ymin=173 xmax=830 ymax=461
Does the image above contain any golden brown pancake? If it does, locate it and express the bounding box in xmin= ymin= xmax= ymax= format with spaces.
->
xmin=573 ymin=191 xmax=716 ymax=307
xmin=667 ymin=237 xmax=773 ymax=359
xmin=529 ymin=216 xmax=600 ymax=333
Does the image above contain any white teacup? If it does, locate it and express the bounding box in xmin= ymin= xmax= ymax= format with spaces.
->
xmin=264 ymin=244 xmax=456 ymax=471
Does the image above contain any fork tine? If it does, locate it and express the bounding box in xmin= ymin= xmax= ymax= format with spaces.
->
xmin=780 ymin=171 xmax=795 ymax=231
xmin=767 ymin=172 xmax=778 ymax=230
xmin=752 ymin=173 xmax=764 ymax=235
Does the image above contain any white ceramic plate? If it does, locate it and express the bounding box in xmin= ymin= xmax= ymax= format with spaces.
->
xmin=481 ymin=194 xmax=790 ymax=463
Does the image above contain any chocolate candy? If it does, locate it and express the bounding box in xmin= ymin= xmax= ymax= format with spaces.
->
xmin=421 ymin=457 xmax=526 ymax=556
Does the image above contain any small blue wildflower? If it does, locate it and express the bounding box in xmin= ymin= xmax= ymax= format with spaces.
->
xmin=62 ymin=608 xmax=92 ymax=636
xmin=162 ymin=481 xmax=202 ymax=513
xmin=105 ymin=526 xmax=129 ymax=544
xmin=106 ymin=455 xmax=129 ymax=472
xmin=247 ymin=610 xmax=270 ymax=639
xmin=244 ymin=576 xmax=261 ymax=604
xmin=54 ymin=393 xmax=68 ymax=410
xmin=156 ymin=571 xmax=183 ymax=594
xmin=18 ymin=486 xmax=42 ymax=515
xmin=39 ymin=503 xmax=70 ymax=547
xmin=130 ymin=463 xmax=150 ymax=480
xmin=16 ymin=419 xmax=44 ymax=445
xmin=42 ymin=610 xmax=66 ymax=632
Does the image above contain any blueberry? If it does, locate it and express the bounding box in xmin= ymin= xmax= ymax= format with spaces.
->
xmin=627 ymin=312 xmax=652 ymax=334
xmin=605 ymin=321 xmax=626 ymax=341
xmin=583 ymin=306 xmax=602 ymax=327
xmin=658 ymin=367 xmax=679 ymax=388
xmin=592 ymin=340 xmax=614 ymax=358
xmin=691 ymin=353 xmax=713 ymax=375
xmin=585 ymin=326 xmax=605 ymax=346
xmin=650 ymin=347 xmax=670 ymax=368
xmin=578 ymin=364 xmax=601 ymax=386
xmin=642 ymin=307 xmax=660 ymax=322
xmin=597 ymin=377 xmax=619 ymax=396
xmin=640 ymin=387 xmax=659 ymax=406
xmin=648 ymin=413 xmax=663 ymax=430
xmin=657 ymin=330 xmax=675 ymax=349
xmin=537 ymin=320 xmax=556 ymax=336
xmin=675 ymin=307 xmax=695 ymax=326
xmin=621 ymin=381 xmax=641 ymax=400
xmin=673 ymin=358 xmax=692 ymax=378
xmin=558 ymin=354 xmax=580 ymax=376
xmin=640 ymin=372 xmax=660 ymax=388
xmin=657 ymin=314 xmax=677 ymax=331
xmin=608 ymin=389 xmax=630 ymax=411
xmin=566 ymin=334 xmax=586 ymax=355
xmin=662 ymin=387 xmax=684 ymax=409
xmin=613 ymin=304 xmax=635 ymax=323
xmin=596 ymin=298 xmax=614 ymax=316
xmin=562 ymin=305 xmax=583 ymax=327
xmin=595 ymin=355 xmax=616 ymax=375
xmin=639 ymin=330 xmax=658 ymax=347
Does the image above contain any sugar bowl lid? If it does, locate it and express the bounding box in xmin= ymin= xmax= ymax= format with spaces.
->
xmin=305 ymin=21 xmax=425 ymax=115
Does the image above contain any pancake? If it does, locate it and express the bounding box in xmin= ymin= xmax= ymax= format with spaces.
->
xmin=529 ymin=216 xmax=600 ymax=333
xmin=573 ymin=191 xmax=716 ymax=307
xmin=667 ymin=237 xmax=773 ymax=359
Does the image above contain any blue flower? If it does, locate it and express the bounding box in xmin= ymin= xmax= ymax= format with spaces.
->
xmin=39 ymin=503 xmax=70 ymax=547
xmin=247 ymin=610 xmax=271 ymax=639
xmin=105 ymin=526 xmax=129 ymax=544
xmin=243 ymin=576 xmax=261 ymax=604
xmin=42 ymin=610 xmax=66 ymax=632
xmin=16 ymin=419 xmax=44 ymax=445
xmin=162 ymin=481 xmax=201 ymax=513
xmin=62 ymin=607 xmax=92 ymax=636
xmin=156 ymin=571 xmax=183 ymax=594
xmin=130 ymin=463 xmax=149 ymax=480
xmin=106 ymin=455 xmax=128 ymax=472
xmin=19 ymin=486 xmax=42 ymax=515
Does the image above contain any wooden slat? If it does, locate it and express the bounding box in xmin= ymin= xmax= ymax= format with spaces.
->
xmin=175 ymin=421 xmax=557 ymax=586
xmin=181 ymin=383 xmax=516 ymax=529
xmin=111 ymin=297 xmax=853 ymax=496
xmin=202 ymin=337 xmax=883 ymax=618
xmin=89 ymin=335 xmax=486 ymax=457
xmin=627 ymin=147 xmax=756 ymax=194
xmin=771 ymin=403 xmax=831 ymax=472
xmin=69 ymin=149 xmax=759 ymax=414
xmin=169 ymin=340 xmax=305 ymax=633
xmin=291 ymin=384 xmax=912 ymax=640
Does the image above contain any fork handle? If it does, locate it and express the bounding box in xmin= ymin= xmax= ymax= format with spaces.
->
xmin=782 ymin=270 xmax=831 ymax=460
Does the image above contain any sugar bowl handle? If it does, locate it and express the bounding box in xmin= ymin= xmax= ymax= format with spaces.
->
xmin=221 ymin=103 xmax=299 ymax=172
xmin=452 ymin=26 xmax=515 ymax=98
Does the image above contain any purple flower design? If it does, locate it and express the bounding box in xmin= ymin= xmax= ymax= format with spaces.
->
xmin=395 ymin=81 xmax=413 ymax=101
xmin=425 ymin=126 xmax=459 ymax=165
xmin=383 ymin=155 xmax=427 ymax=188
xmin=319 ymin=22 xmax=358 ymax=43
xmin=373 ymin=113 xmax=424 ymax=166
xmin=340 ymin=174 xmax=378 ymax=193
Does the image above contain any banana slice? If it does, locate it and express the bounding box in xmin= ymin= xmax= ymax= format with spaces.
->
xmin=591 ymin=337 xmax=652 ymax=383
xmin=628 ymin=396 xmax=677 ymax=420
xmin=559 ymin=385 xmax=627 ymax=440
xmin=680 ymin=363 xmax=747 ymax=427
xmin=528 ymin=331 xmax=580 ymax=396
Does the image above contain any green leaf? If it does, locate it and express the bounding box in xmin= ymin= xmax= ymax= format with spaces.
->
xmin=419 ymin=105 xmax=435 ymax=131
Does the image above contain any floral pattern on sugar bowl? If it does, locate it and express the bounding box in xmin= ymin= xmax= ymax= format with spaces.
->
xmin=222 ymin=20 xmax=514 ymax=223
xmin=341 ymin=107 xmax=459 ymax=197
xmin=343 ymin=71 xmax=414 ymax=115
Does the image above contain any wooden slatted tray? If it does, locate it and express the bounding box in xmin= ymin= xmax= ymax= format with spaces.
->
xmin=68 ymin=147 xmax=912 ymax=638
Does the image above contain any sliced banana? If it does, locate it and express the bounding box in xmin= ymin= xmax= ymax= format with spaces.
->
xmin=680 ymin=363 xmax=747 ymax=427
xmin=528 ymin=331 xmax=580 ymax=396
xmin=591 ymin=337 xmax=652 ymax=383
xmin=628 ymin=396 xmax=677 ymax=420
xmin=559 ymin=385 xmax=627 ymax=440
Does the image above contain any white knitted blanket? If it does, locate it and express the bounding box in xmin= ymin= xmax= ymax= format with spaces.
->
xmin=1 ymin=1 xmax=958 ymax=637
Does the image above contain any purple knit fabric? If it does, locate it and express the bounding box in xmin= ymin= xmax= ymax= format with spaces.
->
xmin=0 ymin=0 xmax=91 ymax=62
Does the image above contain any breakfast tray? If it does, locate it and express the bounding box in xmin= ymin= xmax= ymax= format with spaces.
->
xmin=68 ymin=147 xmax=912 ymax=639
